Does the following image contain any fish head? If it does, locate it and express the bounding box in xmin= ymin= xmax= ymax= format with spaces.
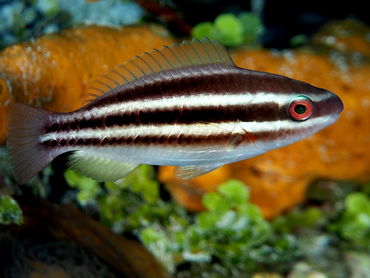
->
xmin=248 ymin=74 xmax=344 ymax=152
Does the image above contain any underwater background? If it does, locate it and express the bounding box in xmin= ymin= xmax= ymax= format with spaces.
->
xmin=1 ymin=0 xmax=370 ymax=277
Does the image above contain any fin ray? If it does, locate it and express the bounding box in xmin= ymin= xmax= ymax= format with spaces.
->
xmin=7 ymin=103 xmax=63 ymax=184
xmin=174 ymin=164 xmax=224 ymax=180
xmin=84 ymin=37 xmax=235 ymax=104
xmin=180 ymin=40 xmax=203 ymax=65
xmin=68 ymin=151 xmax=139 ymax=182
xmin=195 ymin=121 xmax=245 ymax=150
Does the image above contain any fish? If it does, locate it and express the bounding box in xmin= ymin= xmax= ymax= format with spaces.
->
xmin=7 ymin=37 xmax=344 ymax=184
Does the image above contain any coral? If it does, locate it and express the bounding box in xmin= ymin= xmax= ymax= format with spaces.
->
xmin=159 ymin=19 xmax=370 ymax=219
xmin=0 ymin=24 xmax=175 ymax=144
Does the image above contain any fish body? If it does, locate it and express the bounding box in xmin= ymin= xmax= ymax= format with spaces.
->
xmin=7 ymin=38 xmax=344 ymax=184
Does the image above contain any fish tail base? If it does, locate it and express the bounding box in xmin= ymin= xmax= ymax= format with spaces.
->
xmin=7 ymin=103 xmax=60 ymax=184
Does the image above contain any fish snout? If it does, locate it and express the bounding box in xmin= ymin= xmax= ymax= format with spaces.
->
xmin=320 ymin=92 xmax=344 ymax=126
xmin=328 ymin=93 xmax=344 ymax=115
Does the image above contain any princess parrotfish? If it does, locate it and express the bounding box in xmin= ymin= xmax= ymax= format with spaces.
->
xmin=7 ymin=37 xmax=344 ymax=184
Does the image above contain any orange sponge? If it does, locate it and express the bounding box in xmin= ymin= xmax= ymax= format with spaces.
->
xmin=0 ymin=24 xmax=175 ymax=145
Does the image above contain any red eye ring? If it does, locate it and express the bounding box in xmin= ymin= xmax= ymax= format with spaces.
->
xmin=289 ymin=96 xmax=313 ymax=121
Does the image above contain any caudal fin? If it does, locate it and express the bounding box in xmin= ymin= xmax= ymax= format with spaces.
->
xmin=7 ymin=103 xmax=59 ymax=184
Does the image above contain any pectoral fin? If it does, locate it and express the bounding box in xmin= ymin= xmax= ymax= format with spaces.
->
xmin=195 ymin=121 xmax=245 ymax=151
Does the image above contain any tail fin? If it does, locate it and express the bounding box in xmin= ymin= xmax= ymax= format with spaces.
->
xmin=7 ymin=103 xmax=59 ymax=184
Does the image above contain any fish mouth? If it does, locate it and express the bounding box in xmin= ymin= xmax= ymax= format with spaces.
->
xmin=319 ymin=92 xmax=343 ymax=126
xmin=329 ymin=113 xmax=341 ymax=123
xmin=322 ymin=112 xmax=341 ymax=129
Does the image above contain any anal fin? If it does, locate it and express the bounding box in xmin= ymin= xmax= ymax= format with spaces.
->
xmin=68 ymin=151 xmax=139 ymax=182
xmin=174 ymin=164 xmax=224 ymax=180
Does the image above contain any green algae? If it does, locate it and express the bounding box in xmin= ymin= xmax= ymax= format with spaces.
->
xmin=64 ymin=165 xmax=162 ymax=233
xmin=62 ymin=164 xmax=370 ymax=276
xmin=329 ymin=191 xmax=370 ymax=249
xmin=0 ymin=195 xmax=23 ymax=225
xmin=64 ymin=169 xmax=101 ymax=205
xmin=139 ymin=180 xmax=299 ymax=274
xmin=119 ymin=164 xmax=159 ymax=204
xmin=191 ymin=12 xmax=264 ymax=47
xmin=64 ymin=165 xmax=159 ymax=207
xmin=64 ymin=172 xmax=299 ymax=275
xmin=273 ymin=207 xmax=323 ymax=234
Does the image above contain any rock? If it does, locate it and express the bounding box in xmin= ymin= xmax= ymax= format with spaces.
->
xmin=0 ymin=197 xmax=171 ymax=278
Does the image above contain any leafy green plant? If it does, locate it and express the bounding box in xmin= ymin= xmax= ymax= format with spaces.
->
xmin=64 ymin=169 xmax=101 ymax=205
xmin=273 ymin=207 xmax=323 ymax=233
xmin=140 ymin=180 xmax=299 ymax=274
xmin=64 ymin=165 xmax=162 ymax=233
xmin=64 ymin=171 xmax=299 ymax=274
xmin=191 ymin=12 xmax=264 ymax=47
xmin=329 ymin=192 xmax=370 ymax=249
xmin=0 ymin=195 xmax=23 ymax=225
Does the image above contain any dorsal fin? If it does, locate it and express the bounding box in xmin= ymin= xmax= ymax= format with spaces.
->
xmin=85 ymin=37 xmax=235 ymax=103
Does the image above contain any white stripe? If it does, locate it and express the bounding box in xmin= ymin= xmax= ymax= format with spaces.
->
xmin=39 ymin=115 xmax=332 ymax=143
xmin=81 ymin=91 xmax=333 ymax=119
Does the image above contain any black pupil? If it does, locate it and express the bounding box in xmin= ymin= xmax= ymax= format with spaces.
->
xmin=294 ymin=104 xmax=307 ymax=114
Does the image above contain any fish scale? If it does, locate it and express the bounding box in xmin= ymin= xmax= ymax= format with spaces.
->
xmin=7 ymin=37 xmax=343 ymax=184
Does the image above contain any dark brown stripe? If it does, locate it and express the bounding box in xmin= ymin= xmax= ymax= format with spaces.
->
xmin=44 ymin=102 xmax=285 ymax=134
xmin=84 ymin=64 xmax=239 ymax=110
xmin=43 ymin=95 xmax=334 ymax=135
xmin=40 ymin=132 xmax=234 ymax=149
xmin=43 ymin=94 xmax=334 ymax=135
xmin=85 ymin=63 xmax=332 ymax=112
xmin=40 ymin=125 xmax=308 ymax=150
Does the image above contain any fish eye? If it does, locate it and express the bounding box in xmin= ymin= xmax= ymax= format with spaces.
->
xmin=289 ymin=96 xmax=313 ymax=121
